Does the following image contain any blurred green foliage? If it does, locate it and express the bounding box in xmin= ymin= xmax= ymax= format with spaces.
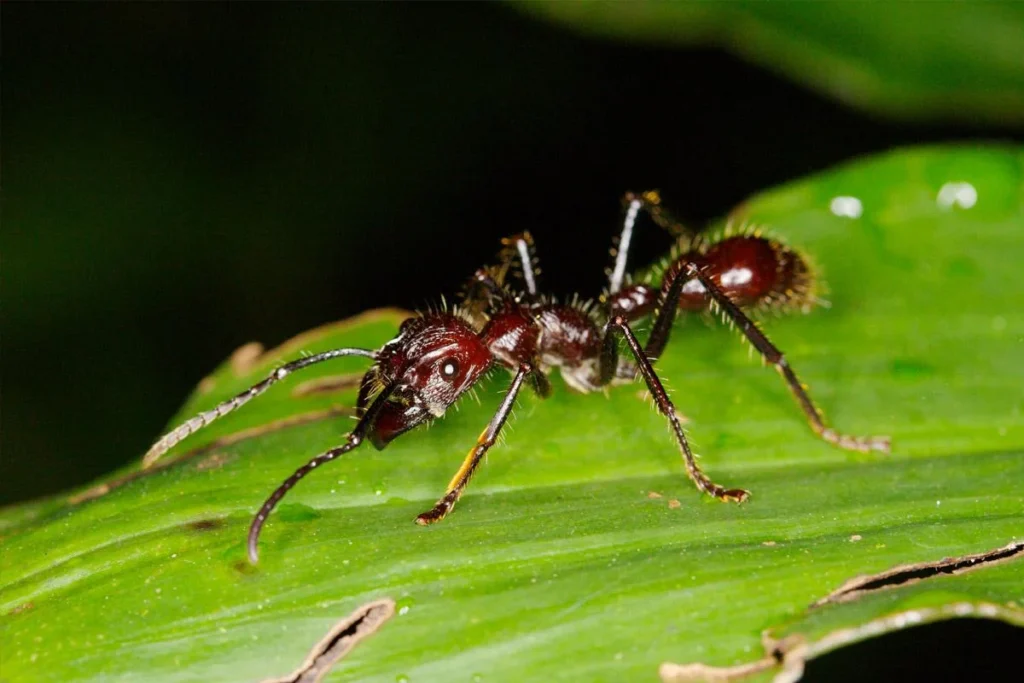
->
xmin=520 ymin=1 xmax=1024 ymax=123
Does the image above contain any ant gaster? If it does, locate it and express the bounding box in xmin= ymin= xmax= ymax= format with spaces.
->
xmin=142 ymin=191 xmax=889 ymax=564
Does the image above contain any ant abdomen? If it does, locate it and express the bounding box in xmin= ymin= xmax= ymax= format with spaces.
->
xmin=663 ymin=234 xmax=815 ymax=313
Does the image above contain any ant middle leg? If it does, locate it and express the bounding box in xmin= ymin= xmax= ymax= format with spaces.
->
xmin=607 ymin=190 xmax=681 ymax=297
xmin=673 ymin=262 xmax=890 ymax=454
xmin=622 ymin=190 xmax=693 ymax=238
xmin=607 ymin=193 xmax=647 ymax=296
xmin=605 ymin=191 xmax=688 ymax=322
xmin=608 ymin=190 xmax=698 ymax=297
xmin=600 ymin=315 xmax=750 ymax=503
xmin=415 ymin=363 xmax=535 ymax=525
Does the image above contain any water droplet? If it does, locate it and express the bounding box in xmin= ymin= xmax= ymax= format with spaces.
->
xmin=396 ymin=675 xmax=410 ymax=683
xmin=396 ymin=596 xmax=416 ymax=615
xmin=937 ymin=181 xmax=977 ymax=210
xmin=829 ymin=195 xmax=863 ymax=219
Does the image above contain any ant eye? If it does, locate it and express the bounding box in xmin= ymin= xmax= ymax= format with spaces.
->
xmin=440 ymin=358 xmax=460 ymax=380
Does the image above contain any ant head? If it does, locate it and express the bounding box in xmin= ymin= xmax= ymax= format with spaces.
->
xmin=369 ymin=313 xmax=492 ymax=448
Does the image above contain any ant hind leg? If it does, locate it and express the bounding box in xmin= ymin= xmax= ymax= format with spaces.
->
xmin=603 ymin=315 xmax=750 ymax=503
xmin=680 ymin=262 xmax=890 ymax=454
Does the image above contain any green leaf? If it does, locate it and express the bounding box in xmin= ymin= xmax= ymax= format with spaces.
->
xmin=514 ymin=1 xmax=1024 ymax=124
xmin=2 ymin=145 xmax=1022 ymax=682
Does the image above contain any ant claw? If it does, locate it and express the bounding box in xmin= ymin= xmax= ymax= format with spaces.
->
xmin=415 ymin=499 xmax=453 ymax=526
xmin=720 ymin=488 xmax=751 ymax=503
xmin=869 ymin=436 xmax=892 ymax=454
xmin=820 ymin=428 xmax=892 ymax=455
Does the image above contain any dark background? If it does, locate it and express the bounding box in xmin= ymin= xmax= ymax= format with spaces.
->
xmin=6 ymin=3 xmax=1009 ymax=505
xmin=4 ymin=3 xmax=1023 ymax=678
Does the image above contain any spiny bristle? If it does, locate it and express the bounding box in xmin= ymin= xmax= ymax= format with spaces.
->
xmin=449 ymin=303 xmax=481 ymax=328
xmin=705 ymin=220 xmax=766 ymax=246
xmin=641 ymin=189 xmax=662 ymax=205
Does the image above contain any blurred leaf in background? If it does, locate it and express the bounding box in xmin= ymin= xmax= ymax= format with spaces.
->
xmin=517 ymin=1 xmax=1024 ymax=123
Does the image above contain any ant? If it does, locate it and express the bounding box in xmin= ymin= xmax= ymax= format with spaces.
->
xmin=142 ymin=191 xmax=889 ymax=564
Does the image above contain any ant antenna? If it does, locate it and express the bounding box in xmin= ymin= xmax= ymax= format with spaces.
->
xmin=246 ymin=382 xmax=395 ymax=563
xmin=142 ymin=347 xmax=377 ymax=468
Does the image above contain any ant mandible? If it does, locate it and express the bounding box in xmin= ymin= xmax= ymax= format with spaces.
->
xmin=142 ymin=192 xmax=889 ymax=563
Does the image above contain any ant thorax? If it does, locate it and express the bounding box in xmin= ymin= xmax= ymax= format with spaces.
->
xmin=533 ymin=302 xmax=605 ymax=393
xmin=479 ymin=306 xmax=539 ymax=368
xmin=481 ymin=296 xmax=606 ymax=393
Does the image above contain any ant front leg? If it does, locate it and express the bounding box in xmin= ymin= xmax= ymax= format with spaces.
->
xmin=415 ymin=363 xmax=534 ymax=525
xmin=601 ymin=316 xmax=749 ymax=503
xmin=247 ymin=382 xmax=395 ymax=563
xmin=676 ymin=263 xmax=890 ymax=454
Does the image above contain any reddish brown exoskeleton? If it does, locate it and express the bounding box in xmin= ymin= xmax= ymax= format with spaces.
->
xmin=142 ymin=191 xmax=889 ymax=563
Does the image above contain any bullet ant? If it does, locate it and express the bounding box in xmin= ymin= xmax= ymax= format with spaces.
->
xmin=142 ymin=191 xmax=889 ymax=563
